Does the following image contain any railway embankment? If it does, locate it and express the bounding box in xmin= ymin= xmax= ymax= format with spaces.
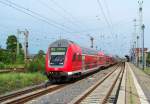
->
xmin=0 ymin=72 xmax=47 ymax=95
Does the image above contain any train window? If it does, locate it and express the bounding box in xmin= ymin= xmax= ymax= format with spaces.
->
xmin=72 ymin=53 xmax=76 ymax=61
xmin=50 ymin=47 xmax=67 ymax=66
xmin=50 ymin=55 xmax=65 ymax=66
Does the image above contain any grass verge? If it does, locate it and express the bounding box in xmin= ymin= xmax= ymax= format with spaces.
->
xmin=144 ymin=67 xmax=150 ymax=75
xmin=0 ymin=72 xmax=47 ymax=95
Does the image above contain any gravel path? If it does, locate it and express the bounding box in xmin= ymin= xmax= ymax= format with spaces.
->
xmin=27 ymin=65 xmax=117 ymax=104
xmin=129 ymin=63 xmax=150 ymax=103
xmin=125 ymin=64 xmax=140 ymax=104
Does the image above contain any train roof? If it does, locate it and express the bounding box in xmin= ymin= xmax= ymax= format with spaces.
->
xmin=50 ymin=39 xmax=98 ymax=55
xmin=49 ymin=39 xmax=76 ymax=47
xmin=81 ymin=47 xmax=98 ymax=55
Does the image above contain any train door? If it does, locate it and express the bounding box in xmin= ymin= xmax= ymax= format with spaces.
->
xmin=82 ymin=55 xmax=85 ymax=70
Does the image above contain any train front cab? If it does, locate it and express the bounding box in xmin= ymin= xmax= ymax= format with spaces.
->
xmin=45 ymin=40 xmax=82 ymax=81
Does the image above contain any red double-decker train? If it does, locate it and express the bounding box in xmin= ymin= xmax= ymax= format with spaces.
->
xmin=45 ymin=39 xmax=116 ymax=82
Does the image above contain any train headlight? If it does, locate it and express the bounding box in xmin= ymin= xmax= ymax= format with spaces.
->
xmin=54 ymin=68 xmax=58 ymax=70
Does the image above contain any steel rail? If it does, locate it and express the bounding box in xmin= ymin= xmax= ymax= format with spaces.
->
xmin=69 ymin=63 xmax=121 ymax=104
xmin=0 ymin=83 xmax=48 ymax=102
xmin=102 ymin=62 xmax=125 ymax=104
xmin=3 ymin=85 xmax=65 ymax=104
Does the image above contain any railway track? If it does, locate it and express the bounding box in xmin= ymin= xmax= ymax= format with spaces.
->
xmin=0 ymin=84 xmax=65 ymax=104
xmin=0 ymin=83 xmax=49 ymax=102
xmin=0 ymin=68 xmax=25 ymax=73
xmin=0 ymin=70 xmax=11 ymax=73
xmin=69 ymin=62 xmax=125 ymax=104
xmin=0 ymin=64 xmax=119 ymax=104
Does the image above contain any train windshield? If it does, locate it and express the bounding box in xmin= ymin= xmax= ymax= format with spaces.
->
xmin=50 ymin=47 xmax=67 ymax=66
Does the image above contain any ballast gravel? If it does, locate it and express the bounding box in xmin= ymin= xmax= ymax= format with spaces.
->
xmin=27 ymin=66 xmax=116 ymax=104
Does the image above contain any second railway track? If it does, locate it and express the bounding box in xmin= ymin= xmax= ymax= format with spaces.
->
xmin=26 ymin=64 xmax=120 ymax=104
xmin=69 ymin=62 xmax=125 ymax=104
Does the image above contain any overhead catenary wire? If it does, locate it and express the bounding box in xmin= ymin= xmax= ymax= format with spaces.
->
xmin=6 ymin=0 xmax=74 ymax=32
xmin=49 ymin=0 xmax=89 ymax=31
xmin=102 ymin=0 xmax=118 ymax=51
xmin=0 ymin=0 xmax=73 ymax=33
xmin=1 ymin=0 xmax=116 ymax=35
xmin=37 ymin=0 xmax=82 ymax=31
xmin=96 ymin=0 xmax=114 ymax=36
xmin=96 ymin=0 xmax=121 ymax=55
xmin=96 ymin=0 xmax=111 ymax=27
xmin=102 ymin=0 xmax=113 ymax=27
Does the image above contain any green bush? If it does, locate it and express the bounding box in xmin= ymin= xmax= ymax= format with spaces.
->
xmin=24 ymin=50 xmax=45 ymax=72
xmin=16 ymin=54 xmax=24 ymax=64
xmin=0 ymin=62 xmax=5 ymax=69
xmin=144 ymin=68 xmax=150 ymax=75
xmin=25 ymin=61 xmax=38 ymax=72
xmin=25 ymin=58 xmax=45 ymax=73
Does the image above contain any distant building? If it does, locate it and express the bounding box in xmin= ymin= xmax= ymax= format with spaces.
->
xmin=134 ymin=48 xmax=148 ymax=67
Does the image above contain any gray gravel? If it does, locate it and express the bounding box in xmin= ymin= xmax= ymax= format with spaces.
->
xmin=27 ymin=65 xmax=116 ymax=104
xmin=129 ymin=63 xmax=150 ymax=103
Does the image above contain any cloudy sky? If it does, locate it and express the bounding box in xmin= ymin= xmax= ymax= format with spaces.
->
xmin=0 ymin=0 xmax=149 ymax=57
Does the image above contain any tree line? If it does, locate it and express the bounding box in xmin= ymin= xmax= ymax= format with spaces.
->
xmin=0 ymin=35 xmax=45 ymax=72
xmin=0 ymin=35 xmax=24 ymax=64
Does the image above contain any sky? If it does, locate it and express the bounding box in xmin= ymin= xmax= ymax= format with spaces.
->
xmin=0 ymin=0 xmax=149 ymax=57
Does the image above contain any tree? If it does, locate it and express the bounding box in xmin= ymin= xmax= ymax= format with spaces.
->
xmin=6 ymin=35 xmax=17 ymax=52
xmin=35 ymin=50 xmax=45 ymax=71
xmin=37 ymin=50 xmax=45 ymax=58
xmin=0 ymin=49 xmax=12 ymax=64
xmin=6 ymin=35 xmax=17 ymax=63
xmin=26 ymin=50 xmax=45 ymax=72
xmin=6 ymin=35 xmax=23 ymax=63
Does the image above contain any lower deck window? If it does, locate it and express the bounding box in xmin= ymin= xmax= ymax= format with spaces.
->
xmin=50 ymin=55 xmax=65 ymax=66
xmin=50 ymin=47 xmax=67 ymax=66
